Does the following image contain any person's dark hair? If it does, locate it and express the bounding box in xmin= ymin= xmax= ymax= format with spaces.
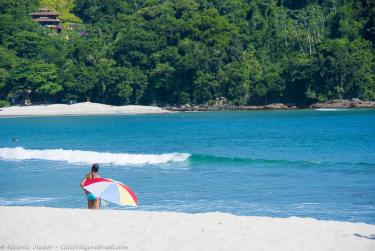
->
xmin=91 ymin=163 xmax=99 ymax=173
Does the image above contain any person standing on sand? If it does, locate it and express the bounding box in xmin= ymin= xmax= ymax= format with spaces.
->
xmin=80 ymin=163 xmax=101 ymax=209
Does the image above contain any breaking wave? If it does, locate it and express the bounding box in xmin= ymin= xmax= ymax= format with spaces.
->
xmin=315 ymin=108 xmax=351 ymax=111
xmin=0 ymin=147 xmax=190 ymax=166
xmin=189 ymin=154 xmax=375 ymax=168
xmin=0 ymin=147 xmax=373 ymax=168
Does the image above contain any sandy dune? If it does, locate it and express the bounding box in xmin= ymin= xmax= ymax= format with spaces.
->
xmin=0 ymin=102 xmax=171 ymax=117
xmin=1 ymin=206 xmax=374 ymax=251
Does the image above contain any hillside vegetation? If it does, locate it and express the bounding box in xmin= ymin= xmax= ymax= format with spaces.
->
xmin=0 ymin=0 xmax=374 ymax=107
xmin=39 ymin=0 xmax=82 ymax=23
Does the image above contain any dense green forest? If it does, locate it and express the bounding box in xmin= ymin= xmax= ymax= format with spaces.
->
xmin=0 ymin=0 xmax=374 ymax=107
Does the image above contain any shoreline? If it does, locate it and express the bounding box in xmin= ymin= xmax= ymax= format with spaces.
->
xmin=164 ymin=98 xmax=375 ymax=112
xmin=0 ymin=99 xmax=374 ymax=118
xmin=0 ymin=106 xmax=373 ymax=119
xmin=0 ymin=102 xmax=172 ymax=117
xmin=1 ymin=206 xmax=374 ymax=251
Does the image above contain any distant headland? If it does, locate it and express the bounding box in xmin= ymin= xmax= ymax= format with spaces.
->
xmin=164 ymin=98 xmax=375 ymax=112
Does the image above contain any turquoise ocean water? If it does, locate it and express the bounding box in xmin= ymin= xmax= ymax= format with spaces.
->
xmin=0 ymin=109 xmax=374 ymax=223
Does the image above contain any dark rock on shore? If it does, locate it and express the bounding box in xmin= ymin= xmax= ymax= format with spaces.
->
xmin=164 ymin=98 xmax=375 ymax=112
xmin=236 ymin=105 xmax=264 ymax=110
xmin=310 ymin=98 xmax=375 ymax=108
xmin=236 ymin=103 xmax=290 ymax=110
xmin=264 ymin=103 xmax=289 ymax=109
xmin=164 ymin=99 xmax=293 ymax=112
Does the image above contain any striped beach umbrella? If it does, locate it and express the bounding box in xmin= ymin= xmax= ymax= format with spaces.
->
xmin=83 ymin=178 xmax=138 ymax=206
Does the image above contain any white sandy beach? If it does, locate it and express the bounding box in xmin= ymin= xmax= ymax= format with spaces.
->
xmin=1 ymin=206 xmax=374 ymax=251
xmin=0 ymin=102 xmax=171 ymax=117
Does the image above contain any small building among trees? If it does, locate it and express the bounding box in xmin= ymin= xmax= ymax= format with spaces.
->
xmin=29 ymin=8 xmax=62 ymax=32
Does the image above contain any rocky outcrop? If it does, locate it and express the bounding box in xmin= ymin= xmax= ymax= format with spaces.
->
xmin=237 ymin=105 xmax=264 ymax=110
xmin=165 ymin=97 xmax=236 ymax=111
xmin=164 ymin=98 xmax=375 ymax=112
xmin=264 ymin=103 xmax=289 ymax=109
xmin=310 ymin=98 xmax=375 ymax=109
xmin=165 ymin=100 xmax=293 ymax=112
xmin=350 ymin=98 xmax=375 ymax=108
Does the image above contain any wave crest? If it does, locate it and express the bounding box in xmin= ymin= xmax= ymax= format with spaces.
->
xmin=188 ymin=154 xmax=317 ymax=166
xmin=315 ymin=108 xmax=351 ymax=111
xmin=0 ymin=147 xmax=190 ymax=166
xmin=188 ymin=154 xmax=374 ymax=167
xmin=1 ymin=148 xmax=372 ymax=168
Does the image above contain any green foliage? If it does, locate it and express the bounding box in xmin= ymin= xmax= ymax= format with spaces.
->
xmin=0 ymin=100 xmax=10 ymax=107
xmin=5 ymin=31 xmax=48 ymax=59
xmin=0 ymin=0 xmax=39 ymax=43
xmin=11 ymin=60 xmax=58 ymax=92
xmin=39 ymin=0 xmax=82 ymax=23
xmin=0 ymin=0 xmax=39 ymax=14
xmin=37 ymin=82 xmax=63 ymax=102
xmin=74 ymin=0 xmax=130 ymax=23
xmin=0 ymin=0 xmax=374 ymax=106
xmin=0 ymin=47 xmax=18 ymax=69
xmin=0 ymin=47 xmax=18 ymax=100
xmin=313 ymin=38 xmax=375 ymax=101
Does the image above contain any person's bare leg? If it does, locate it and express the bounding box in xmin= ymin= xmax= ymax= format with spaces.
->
xmin=93 ymin=198 xmax=100 ymax=209
xmin=88 ymin=200 xmax=94 ymax=209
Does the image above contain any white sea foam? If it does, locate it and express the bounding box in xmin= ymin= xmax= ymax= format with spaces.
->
xmin=315 ymin=108 xmax=351 ymax=111
xmin=0 ymin=147 xmax=191 ymax=166
xmin=0 ymin=197 xmax=59 ymax=205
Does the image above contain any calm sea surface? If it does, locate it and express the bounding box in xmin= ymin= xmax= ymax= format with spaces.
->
xmin=0 ymin=109 xmax=374 ymax=223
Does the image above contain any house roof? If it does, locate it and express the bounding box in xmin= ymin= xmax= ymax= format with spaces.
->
xmin=30 ymin=8 xmax=59 ymax=16
xmin=32 ymin=17 xmax=61 ymax=23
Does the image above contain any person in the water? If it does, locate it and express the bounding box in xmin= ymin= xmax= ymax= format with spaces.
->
xmin=80 ymin=163 xmax=101 ymax=209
